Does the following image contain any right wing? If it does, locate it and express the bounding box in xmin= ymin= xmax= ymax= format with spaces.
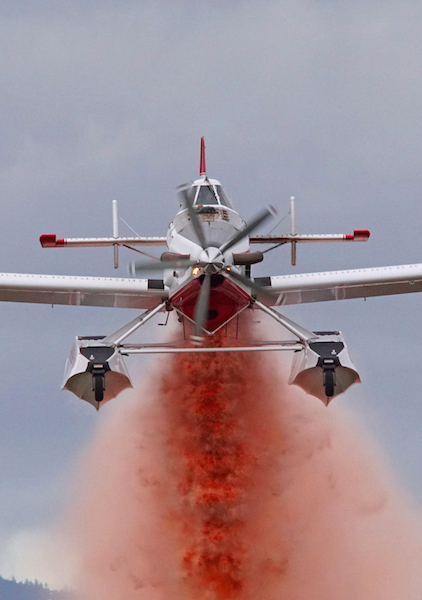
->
xmin=0 ymin=273 xmax=167 ymax=309
xmin=249 ymin=230 xmax=370 ymax=244
xmin=255 ymin=263 xmax=422 ymax=306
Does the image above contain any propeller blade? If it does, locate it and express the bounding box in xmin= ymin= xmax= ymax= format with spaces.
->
xmin=224 ymin=267 xmax=273 ymax=300
xmin=178 ymin=183 xmax=207 ymax=250
xmin=219 ymin=206 xmax=277 ymax=254
xmin=129 ymin=258 xmax=196 ymax=276
xmin=193 ymin=272 xmax=211 ymax=341
xmin=232 ymin=251 xmax=263 ymax=265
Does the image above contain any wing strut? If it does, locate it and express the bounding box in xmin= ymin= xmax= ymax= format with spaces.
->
xmin=290 ymin=196 xmax=297 ymax=266
xmin=103 ymin=302 xmax=167 ymax=345
xmin=252 ymin=299 xmax=316 ymax=342
xmin=112 ymin=199 xmax=119 ymax=269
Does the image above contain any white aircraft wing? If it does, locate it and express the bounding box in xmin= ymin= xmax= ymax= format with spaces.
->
xmin=0 ymin=273 xmax=167 ymax=309
xmin=255 ymin=263 xmax=422 ymax=306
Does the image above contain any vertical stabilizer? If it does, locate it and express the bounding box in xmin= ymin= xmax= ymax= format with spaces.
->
xmin=200 ymin=137 xmax=206 ymax=176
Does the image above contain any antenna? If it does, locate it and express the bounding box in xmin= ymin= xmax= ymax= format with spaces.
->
xmin=200 ymin=136 xmax=206 ymax=176
xmin=290 ymin=196 xmax=297 ymax=266
xmin=112 ymin=199 xmax=119 ymax=269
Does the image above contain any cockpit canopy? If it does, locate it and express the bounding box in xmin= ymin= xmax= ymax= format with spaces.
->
xmin=190 ymin=178 xmax=234 ymax=209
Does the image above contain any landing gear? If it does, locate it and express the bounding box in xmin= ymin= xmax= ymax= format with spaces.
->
xmin=93 ymin=374 xmax=105 ymax=403
xmin=315 ymin=350 xmax=341 ymax=399
xmin=87 ymin=360 xmax=110 ymax=404
xmin=323 ymin=367 xmax=335 ymax=398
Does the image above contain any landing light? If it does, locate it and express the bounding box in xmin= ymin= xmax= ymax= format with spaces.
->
xmin=226 ymin=266 xmax=231 ymax=271
xmin=192 ymin=266 xmax=201 ymax=276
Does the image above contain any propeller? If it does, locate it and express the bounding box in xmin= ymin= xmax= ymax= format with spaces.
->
xmin=189 ymin=205 xmax=274 ymax=340
xmin=131 ymin=185 xmax=277 ymax=343
xmin=219 ymin=205 xmax=276 ymax=254
xmin=177 ymin=183 xmax=207 ymax=250
xmin=223 ymin=266 xmax=273 ymax=299
xmin=192 ymin=272 xmax=211 ymax=343
xmin=129 ymin=256 xmax=197 ymax=276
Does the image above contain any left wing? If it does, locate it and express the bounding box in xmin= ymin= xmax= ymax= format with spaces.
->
xmin=40 ymin=235 xmax=167 ymax=248
xmin=0 ymin=273 xmax=167 ymax=309
xmin=255 ymin=263 xmax=422 ymax=306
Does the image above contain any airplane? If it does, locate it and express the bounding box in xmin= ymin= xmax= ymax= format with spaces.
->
xmin=2 ymin=137 xmax=422 ymax=410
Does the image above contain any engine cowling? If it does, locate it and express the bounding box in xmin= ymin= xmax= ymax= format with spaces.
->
xmin=288 ymin=331 xmax=360 ymax=405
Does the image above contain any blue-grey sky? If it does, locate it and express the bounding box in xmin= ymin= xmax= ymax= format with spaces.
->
xmin=1 ymin=0 xmax=422 ymax=588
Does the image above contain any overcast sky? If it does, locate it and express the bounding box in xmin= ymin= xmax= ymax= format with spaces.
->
xmin=1 ymin=0 xmax=422 ymax=589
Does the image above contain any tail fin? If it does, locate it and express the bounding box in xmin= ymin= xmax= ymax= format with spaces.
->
xmin=200 ymin=136 xmax=206 ymax=176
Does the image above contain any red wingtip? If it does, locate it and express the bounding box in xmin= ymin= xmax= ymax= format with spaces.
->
xmin=200 ymin=136 xmax=206 ymax=176
xmin=40 ymin=234 xmax=65 ymax=248
xmin=353 ymin=229 xmax=370 ymax=240
xmin=40 ymin=234 xmax=57 ymax=247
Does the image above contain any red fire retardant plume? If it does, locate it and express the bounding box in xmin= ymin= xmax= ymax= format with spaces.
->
xmin=68 ymin=321 xmax=422 ymax=600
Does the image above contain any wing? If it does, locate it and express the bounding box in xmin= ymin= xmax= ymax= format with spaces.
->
xmin=254 ymin=263 xmax=422 ymax=306
xmin=40 ymin=235 xmax=167 ymax=248
xmin=249 ymin=230 xmax=370 ymax=244
xmin=0 ymin=273 xmax=167 ymax=309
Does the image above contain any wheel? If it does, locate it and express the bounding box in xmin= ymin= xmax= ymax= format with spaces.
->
xmin=94 ymin=375 xmax=104 ymax=403
xmin=324 ymin=369 xmax=335 ymax=397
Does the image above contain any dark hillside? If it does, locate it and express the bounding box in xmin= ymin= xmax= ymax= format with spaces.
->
xmin=0 ymin=577 xmax=72 ymax=600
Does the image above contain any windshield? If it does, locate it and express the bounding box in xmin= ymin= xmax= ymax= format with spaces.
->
xmin=194 ymin=185 xmax=219 ymax=205
xmin=215 ymin=185 xmax=233 ymax=208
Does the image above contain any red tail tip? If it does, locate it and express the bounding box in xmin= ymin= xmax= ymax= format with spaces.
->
xmin=200 ymin=137 xmax=206 ymax=176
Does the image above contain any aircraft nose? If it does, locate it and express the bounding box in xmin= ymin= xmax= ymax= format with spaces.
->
xmin=199 ymin=247 xmax=224 ymax=270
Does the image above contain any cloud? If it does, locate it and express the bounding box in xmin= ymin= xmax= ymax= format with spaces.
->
xmin=1 ymin=0 xmax=421 ymax=196
xmin=0 ymin=528 xmax=76 ymax=589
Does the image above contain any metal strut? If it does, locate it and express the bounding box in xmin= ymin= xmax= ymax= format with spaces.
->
xmin=98 ymin=299 xmax=315 ymax=356
xmin=103 ymin=301 xmax=167 ymax=345
xmin=119 ymin=342 xmax=303 ymax=355
xmin=252 ymin=298 xmax=316 ymax=342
